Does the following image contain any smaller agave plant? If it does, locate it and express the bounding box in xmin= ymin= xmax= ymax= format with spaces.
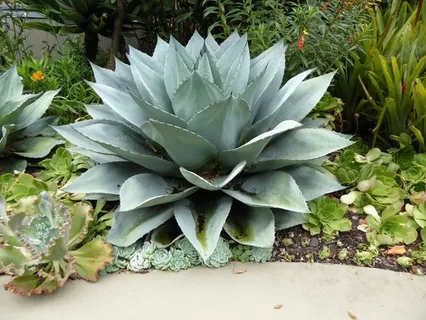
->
xmin=0 ymin=66 xmax=63 ymax=173
xmin=0 ymin=192 xmax=113 ymax=295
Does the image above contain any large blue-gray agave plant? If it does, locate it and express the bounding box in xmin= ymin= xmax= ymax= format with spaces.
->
xmin=54 ymin=31 xmax=353 ymax=260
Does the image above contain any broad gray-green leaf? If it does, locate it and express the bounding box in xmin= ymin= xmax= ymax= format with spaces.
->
xmin=107 ymin=205 xmax=174 ymax=247
xmin=0 ymin=125 xmax=13 ymax=153
xmin=218 ymin=120 xmax=301 ymax=168
xmin=75 ymin=122 xmax=178 ymax=175
xmin=174 ymin=196 xmax=233 ymax=260
xmin=13 ymin=90 xmax=59 ymax=129
xmin=131 ymin=93 xmax=187 ymax=128
xmin=301 ymin=117 xmax=329 ymax=128
xmin=222 ymin=171 xmax=309 ymax=213
xmin=87 ymin=81 xmax=147 ymax=127
xmin=12 ymin=137 xmax=63 ymax=158
xmin=85 ymin=104 xmax=140 ymax=132
xmin=257 ymin=128 xmax=353 ymax=163
xmin=224 ymin=202 xmax=275 ymax=247
xmin=0 ymin=158 xmax=27 ymax=173
xmin=286 ymin=165 xmax=345 ymax=201
xmin=142 ymin=120 xmax=217 ymax=171
xmin=205 ymin=32 xmax=219 ymax=52
xmin=186 ymin=30 xmax=204 ymax=58
xmin=153 ymin=36 xmax=169 ymax=64
xmin=217 ymin=34 xmax=247 ymax=85
xmin=0 ymin=95 xmax=36 ymax=126
xmin=67 ymin=147 xmax=124 ymax=163
xmin=180 ymin=161 xmax=246 ymax=191
xmin=187 ymin=96 xmax=249 ymax=152
xmin=62 ymin=162 xmax=146 ymax=195
xmin=0 ymin=66 xmax=23 ymax=106
xmin=272 ymin=71 xmax=336 ymax=124
xmin=115 ymin=58 xmax=133 ymax=78
xmin=164 ymin=41 xmax=190 ymax=99
xmin=19 ymin=116 xmax=59 ymax=137
xmin=53 ymin=120 xmax=116 ymax=155
xmin=228 ymin=45 xmax=250 ymax=95
xmin=250 ymin=40 xmax=284 ymax=76
xmin=129 ymin=46 xmax=164 ymax=76
xmin=197 ymin=53 xmax=214 ymax=82
xmin=204 ymin=45 xmax=223 ymax=89
xmin=248 ymin=157 xmax=329 ymax=173
xmin=273 ymin=209 xmax=308 ymax=230
xmin=129 ymin=54 xmax=172 ymax=112
xmin=170 ymin=36 xmax=196 ymax=70
xmin=214 ymin=31 xmax=240 ymax=59
xmin=91 ymin=62 xmax=137 ymax=93
xmin=254 ymin=68 xmax=314 ymax=123
xmin=119 ymin=173 xmax=198 ymax=212
xmin=172 ymin=71 xmax=224 ymax=121
xmin=151 ymin=218 xmax=183 ymax=248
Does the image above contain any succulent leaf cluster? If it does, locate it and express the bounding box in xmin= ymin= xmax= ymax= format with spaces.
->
xmin=0 ymin=192 xmax=114 ymax=295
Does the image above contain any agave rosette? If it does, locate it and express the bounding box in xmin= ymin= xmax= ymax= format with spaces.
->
xmin=0 ymin=66 xmax=63 ymax=172
xmin=55 ymin=32 xmax=352 ymax=260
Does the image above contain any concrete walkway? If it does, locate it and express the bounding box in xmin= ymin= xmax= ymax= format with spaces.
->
xmin=1 ymin=262 xmax=425 ymax=320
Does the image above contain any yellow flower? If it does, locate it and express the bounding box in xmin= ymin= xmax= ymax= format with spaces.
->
xmin=303 ymin=29 xmax=309 ymax=36
xmin=31 ymin=71 xmax=45 ymax=82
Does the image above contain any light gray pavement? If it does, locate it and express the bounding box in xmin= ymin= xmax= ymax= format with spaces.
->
xmin=1 ymin=262 xmax=425 ymax=320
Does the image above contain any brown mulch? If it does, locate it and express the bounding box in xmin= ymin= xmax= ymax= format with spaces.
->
xmin=271 ymin=216 xmax=426 ymax=275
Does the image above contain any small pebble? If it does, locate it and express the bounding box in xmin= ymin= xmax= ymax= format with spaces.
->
xmin=309 ymin=237 xmax=319 ymax=247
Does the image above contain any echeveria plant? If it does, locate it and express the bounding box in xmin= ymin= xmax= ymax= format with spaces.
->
xmin=0 ymin=192 xmax=113 ymax=295
xmin=0 ymin=66 xmax=63 ymax=173
xmin=54 ymin=31 xmax=352 ymax=261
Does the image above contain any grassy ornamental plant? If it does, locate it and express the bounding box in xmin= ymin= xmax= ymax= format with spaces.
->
xmin=54 ymin=31 xmax=352 ymax=261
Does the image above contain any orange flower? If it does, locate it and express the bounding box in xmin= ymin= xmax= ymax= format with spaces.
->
xmin=297 ymin=34 xmax=305 ymax=51
xmin=31 ymin=71 xmax=45 ymax=82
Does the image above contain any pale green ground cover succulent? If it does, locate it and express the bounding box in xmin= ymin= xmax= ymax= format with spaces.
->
xmin=0 ymin=66 xmax=63 ymax=173
xmin=0 ymin=192 xmax=113 ymax=295
xmin=54 ymin=31 xmax=352 ymax=261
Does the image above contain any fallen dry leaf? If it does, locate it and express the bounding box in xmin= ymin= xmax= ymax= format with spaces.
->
xmin=386 ymin=245 xmax=406 ymax=255
xmin=274 ymin=305 xmax=283 ymax=310
xmin=359 ymin=219 xmax=367 ymax=225
xmin=347 ymin=311 xmax=358 ymax=319
xmin=234 ymin=269 xmax=247 ymax=274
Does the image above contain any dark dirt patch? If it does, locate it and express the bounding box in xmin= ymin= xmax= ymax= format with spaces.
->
xmin=272 ymin=214 xmax=426 ymax=275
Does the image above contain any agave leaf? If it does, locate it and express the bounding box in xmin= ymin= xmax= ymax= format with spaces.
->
xmin=151 ymin=218 xmax=183 ymax=248
xmin=19 ymin=116 xmax=60 ymax=137
xmin=214 ymin=31 xmax=240 ymax=59
xmin=13 ymin=90 xmax=59 ymax=129
xmin=218 ymin=120 xmax=302 ymax=168
xmin=224 ymin=202 xmax=275 ymax=247
xmin=106 ymin=205 xmax=175 ymax=247
xmin=84 ymin=105 xmax=138 ymax=131
xmin=153 ymin=36 xmax=169 ymax=64
xmin=70 ymin=238 xmax=114 ymax=282
xmin=0 ymin=66 xmax=23 ymax=106
xmin=205 ymin=32 xmax=219 ymax=52
xmin=0 ymin=125 xmax=13 ymax=153
xmin=171 ymin=71 xmax=224 ymax=121
xmin=204 ymin=45 xmax=224 ymax=89
xmin=272 ymin=72 xmax=336 ymax=124
xmin=67 ymin=147 xmax=124 ymax=164
xmin=250 ymin=40 xmax=283 ymax=75
xmin=74 ymin=122 xmax=178 ymax=175
xmin=129 ymin=54 xmax=172 ymax=112
xmin=170 ymin=36 xmax=196 ymax=70
xmin=115 ymin=58 xmax=133 ymax=78
xmin=273 ymin=209 xmax=308 ymax=230
xmin=131 ymin=93 xmax=187 ymax=128
xmin=128 ymin=46 xmax=164 ymax=76
xmin=91 ymin=62 xmax=137 ymax=93
xmin=256 ymin=129 xmax=353 ymax=166
xmin=301 ymin=117 xmax=329 ymax=128
xmin=119 ymin=173 xmax=198 ymax=212
xmin=186 ymin=30 xmax=204 ymax=58
xmin=142 ymin=120 xmax=217 ymax=171
xmin=67 ymin=202 xmax=93 ymax=249
xmin=0 ymin=95 xmax=37 ymax=126
xmin=86 ymin=82 xmax=147 ymax=127
xmin=187 ymin=96 xmax=249 ymax=152
xmin=180 ymin=161 xmax=246 ymax=191
xmin=223 ymin=171 xmax=309 ymax=213
xmin=197 ymin=53 xmax=214 ymax=82
xmin=173 ymin=196 xmax=233 ymax=261
xmin=286 ymin=166 xmax=345 ymax=201
xmin=164 ymin=40 xmax=191 ymax=99
xmin=12 ymin=137 xmax=64 ymax=158
xmin=227 ymin=44 xmax=250 ymax=95
xmin=54 ymin=120 xmax=118 ymax=155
